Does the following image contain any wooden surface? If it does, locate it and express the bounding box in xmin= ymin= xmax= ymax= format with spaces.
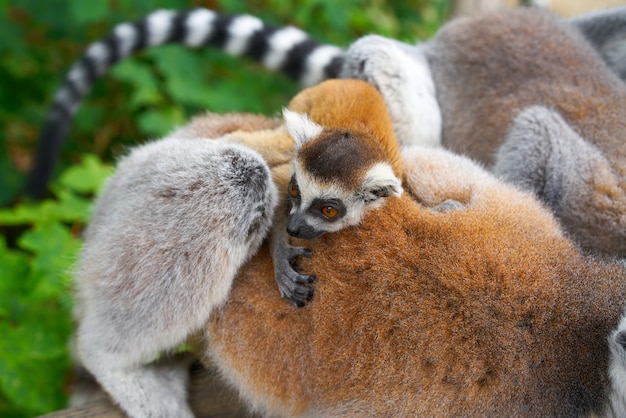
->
xmin=39 ymin=363 xmax=253 ymax=418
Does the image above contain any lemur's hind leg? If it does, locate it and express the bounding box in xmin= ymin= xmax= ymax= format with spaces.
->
xmin=492 ymin=105 xmax=626 ymax=255
xmin=342 ymin=35 xmax=441 ymax=148
xmin=74 ymin=137 xmax=277 ymax=418
xmin=492 ymin=106 xmax=582 ymax=212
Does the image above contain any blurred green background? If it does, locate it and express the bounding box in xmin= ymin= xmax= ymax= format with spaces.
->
xmin=0 ymin=0 xmax=448 ymax=416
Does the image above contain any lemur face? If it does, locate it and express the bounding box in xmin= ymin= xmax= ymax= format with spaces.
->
xmin=283 ymin=109 xmax=403 ymax=239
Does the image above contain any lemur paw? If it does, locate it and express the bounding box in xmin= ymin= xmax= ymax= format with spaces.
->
xmin=274 ymin=245 xmax=316 ymax=307
xmin=432 ymin=199 xmax=466 ymax=213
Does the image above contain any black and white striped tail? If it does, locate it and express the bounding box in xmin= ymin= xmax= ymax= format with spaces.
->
xmin=26 ymin=8 xmax=345 ymax=199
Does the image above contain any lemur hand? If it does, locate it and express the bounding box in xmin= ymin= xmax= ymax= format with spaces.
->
xmin=270 ymin=229 xmax=316 ymax=307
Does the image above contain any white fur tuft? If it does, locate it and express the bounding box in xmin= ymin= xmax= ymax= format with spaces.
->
xmin=362 ymin=163 xmax=403 ymax=198
xmin=283 ymin=109 xmax=323 ymax=148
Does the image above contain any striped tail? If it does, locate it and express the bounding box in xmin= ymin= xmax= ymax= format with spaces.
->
xmin=26 ymin=8 xmax=345 ymax=199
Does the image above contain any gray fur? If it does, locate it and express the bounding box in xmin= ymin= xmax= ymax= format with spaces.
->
xmin=74 ymin=135 xmax=277 ymax=417
xmin=607 ymin=309 xmax=626 ymax=418
xmin=340 ymin=35 xmax=441 ymax=149
xmin=570 ymin=6 xmax=626 ymax=82
xmin=345 ymin=8 xmax=626 ymax=257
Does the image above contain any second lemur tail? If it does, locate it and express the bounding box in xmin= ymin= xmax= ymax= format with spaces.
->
xmin=26 ymin=8 xmax=345 ymax=199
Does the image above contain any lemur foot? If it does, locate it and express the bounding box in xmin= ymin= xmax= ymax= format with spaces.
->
xmin=433 ymin=199 xmax=466 ymax=213
xmin=274 ymin=244 xmax=316 ymax=307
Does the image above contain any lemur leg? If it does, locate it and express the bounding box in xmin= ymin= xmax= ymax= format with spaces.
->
xmin=76 ymin=333 xmax=194 ymax=418
xmin=74 ymin=138 xmax=277 ymax=418
xmin=495 ymin=105 xmax=626 ymax=255
xmin=342 ymin=35 xmax=442 ymax=148
xmin=401 ymin=145 xmax=495 ymax=209
xmin=492 ymin=106 xmax=594 ymax=213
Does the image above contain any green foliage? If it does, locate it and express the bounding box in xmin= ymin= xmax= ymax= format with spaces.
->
xmin=0 ymin=155 xmax=112 ymax=417
xmin=0 ymin=0 xmax=448 ymax=415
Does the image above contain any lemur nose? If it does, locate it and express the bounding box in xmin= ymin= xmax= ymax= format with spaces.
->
xmin=286 ymin=223 xmax=301 ymax=237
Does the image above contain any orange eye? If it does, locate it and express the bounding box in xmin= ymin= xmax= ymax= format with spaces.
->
xmin=321 ymin=206 xmax=338 ymax=218
xmin=288 ymin=182 xmax=299 ymax=198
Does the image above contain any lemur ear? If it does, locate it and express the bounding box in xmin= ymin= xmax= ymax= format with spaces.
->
xmin=360 ymin=163 xmax=403 ymax=203
xmin=283 ymin=108 xmax=323 ymax=149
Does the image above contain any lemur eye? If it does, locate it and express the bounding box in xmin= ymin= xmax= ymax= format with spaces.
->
xmin=321 ymin=206 xmax=338 ymax=218
xmin=288 ymin=181 xmax=299 ymax=198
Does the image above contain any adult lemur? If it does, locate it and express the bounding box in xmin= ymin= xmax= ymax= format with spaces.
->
xmin=27 ymin=5 xmax=626 ymax=259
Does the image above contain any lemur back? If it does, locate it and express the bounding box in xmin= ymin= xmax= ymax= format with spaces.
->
xmin=203 ymin=145 xmax=626 ymax=417
xmin=423 ymin=8 xmax=626 ymax=256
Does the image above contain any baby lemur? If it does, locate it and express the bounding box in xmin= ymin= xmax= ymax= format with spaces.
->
xmin=73 ymin=79 xmax=406 ymax=417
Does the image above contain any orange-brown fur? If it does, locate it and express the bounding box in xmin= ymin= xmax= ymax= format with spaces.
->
xmin=199 ymin=145 xmax=626 ymax=416
xmin=289 ymin=79 xmax=404 ymax=180
xmin=164 ymin=79 xmax=626 ymax=416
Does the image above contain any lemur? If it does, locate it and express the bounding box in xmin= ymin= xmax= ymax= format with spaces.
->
xmin=199 ymin=139 xmax=626 ymax=417
xmin=73 ymin=136 xmax=278 ymax=418
xmin=26 ymin=5 xmax=626 ymax=200
xmin=73 ymin=79 xmax=409 ymax=417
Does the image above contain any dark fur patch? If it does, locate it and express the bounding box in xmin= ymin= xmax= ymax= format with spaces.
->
xmin=298 ymin=129 xmax=384 ymax=190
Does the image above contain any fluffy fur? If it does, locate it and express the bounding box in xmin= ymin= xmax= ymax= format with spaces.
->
xmin=344 ymin=8 xmax=626 ymax=258
xmin=607 ymin=309 xmax=626 ymax=417
xmin=200 ymin=144 xmax=626 ymax=417
xmin=73 ymin=135 xmax=277 ymax=418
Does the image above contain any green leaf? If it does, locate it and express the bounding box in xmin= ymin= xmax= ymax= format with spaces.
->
xmin=0 ymin=238 xmax=30 ymax=318
xmin=0 ymin=200 xmax=65 ymax=226
xmin=68 ymin=0 xmax=109 ymax=24
xmin=0 ymin=321 xmax=71 ymax=416
xmin=137 ymin=107 xmax=186 ymax=137
xmin=57 ymin=154 xmax=113 ymax=195
xmin=111 ymin=59 xmax=164 ymax=109
xmin=18 ymin=223 xmax=81 ymax=295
